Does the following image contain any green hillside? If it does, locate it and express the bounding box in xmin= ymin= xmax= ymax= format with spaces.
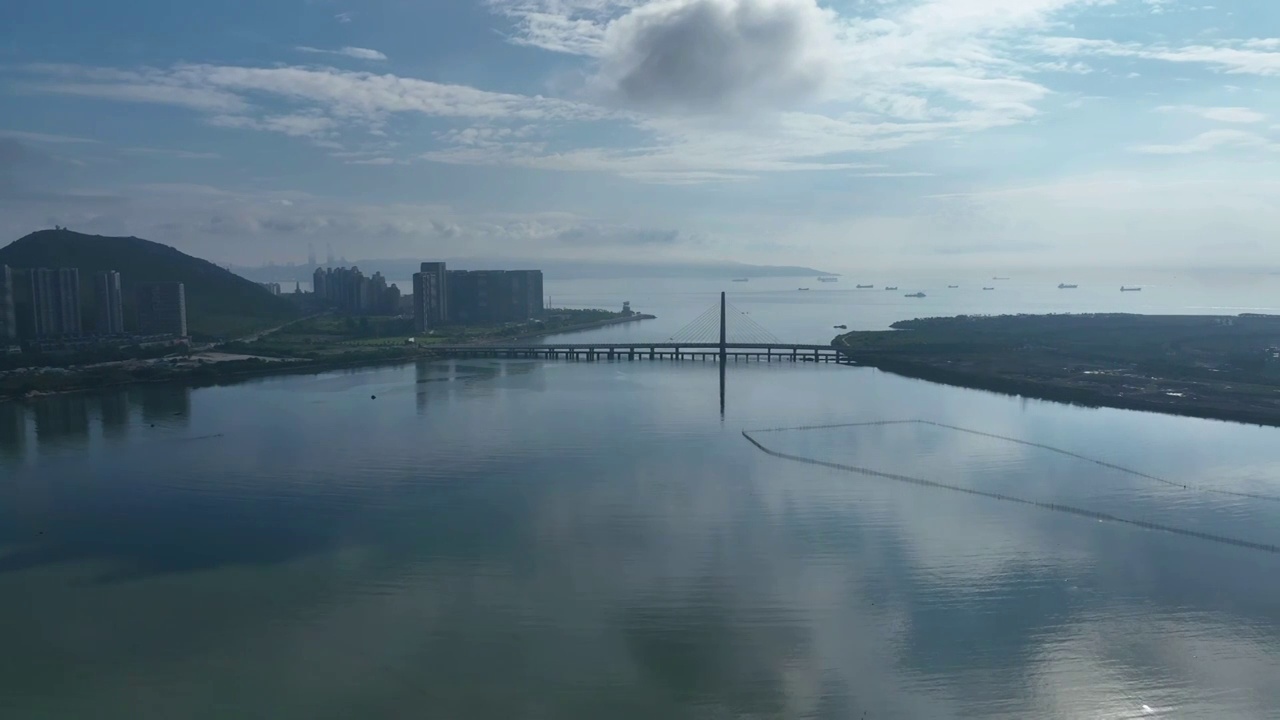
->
xmin=0 ymin=229 xmax=299 ymax=340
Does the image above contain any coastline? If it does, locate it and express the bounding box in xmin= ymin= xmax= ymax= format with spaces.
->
xmin=3 ymin=313 xmax=657 ymax=402
xmin=840 ymin=356 xmax=1280 ymax=428
xmin=834 ymin=313 xmax=1280 ymax=428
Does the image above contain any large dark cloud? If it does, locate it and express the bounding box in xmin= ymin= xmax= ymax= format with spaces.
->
xmin=595 ymin=0 xmax=836 ymax=114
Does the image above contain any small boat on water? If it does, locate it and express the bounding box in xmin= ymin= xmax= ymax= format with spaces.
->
xmin=947 ymin=285 xmax=959 ymax=288
xmin=797 ymin=287 xmax=810 ymax=291
xmin=993 ymin=276 xmax=1010 ymax=280
xmin=856 ymin=284 xmax=874 ymax=289
xmin=1058 ymin=283 xmax=1078 ymax=289
xmin=982 ymin=287 xmax=995 ymax=291
xmin=905 ymin=292 xmax=926 ymax=298
xmin=1121 ymin=286 xmax=1142 ymax=292
xmin=818 ymin=277 xmax=838 ymax=282
xmin=833 ymin=324 xmax=847 ymax=329
xmin=885 ymin=286 xmax=899 ymax=291
xmin=732 ymin=278 xmax=749 ymax=282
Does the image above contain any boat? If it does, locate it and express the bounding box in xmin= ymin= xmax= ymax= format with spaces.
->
xmin=982 ymin=287 xmax=995 ymax=291
xmin=947 ymin=285 xmax=958 ymax=288
xmin=732 ymin=278 xmax=749 ymax=282
xmin=856 ymin=284 xmax=874 ymax=289
xmin=904 ymin=292 xmax=926 ymax=298
xmin=817 ymin=277 xmax=838 ymax=282
xmin=797 ymin=287 xmax=810 ymax=291
xmin=1058 ymin=283 xmax=1078 ymax=289
xmin=884 ymin=286 xmax=898 ymax=291
xmin=993 ymin=276 xmax=1010 ymax=280
xmin=833 ymin=324 xmax=847 ymax=329
xmin=1121 ymin=286 xmax=1142 ymax=292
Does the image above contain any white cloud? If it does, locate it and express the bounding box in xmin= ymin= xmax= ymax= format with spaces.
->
xmin=121 ymin=147 xmax=221 ymax=159
xmin=296 ymin=46 xmax=389 ymax=61
xmin=1131 ymin=129 xmax=1278 ymax=154
xmin=209 ymin=113 xmax=340 ymax=138
xmin=1155 ymin=105 xmax=1266 ymax=123
xmin=0 ymin=129 xmax=98 ymax=144
xmin=17 ymin=63 xmax=616 ymax=129
xmin=1041 ymin=37 xmax=1280 ymax=76
xmin=590 ymin=0 xmax=839 ymax=113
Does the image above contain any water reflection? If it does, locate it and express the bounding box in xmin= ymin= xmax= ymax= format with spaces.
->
xmin=32 ymin=394 xmax=89 ymax=446
xmin=132 ymin=384 xmax=191 ymax=426
xmin=97 ymin=390 xmax=130 ymax=440
xmin=0 ymin=360 xmax=1278 ymax=719
xmin=0 ymin=401 xmax=24 ymax=462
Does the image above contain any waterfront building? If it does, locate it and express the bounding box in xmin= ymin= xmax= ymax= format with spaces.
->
xmin=29 ymin=267 xmax=82 ymax=337
xmin=446 ymin=269 xmax=543 ymax=325
xmin=137 ymin=282 xmax=188 ymax=337
xmin=413 ymin=262 xmax=448 ymax=332
xmin=94 ymin=271 xmax=125 ymax=335
xmin=312 ymin=266 xmax=399 ymax=315
xmin=0 ymin=265 xmax=14 ymax=342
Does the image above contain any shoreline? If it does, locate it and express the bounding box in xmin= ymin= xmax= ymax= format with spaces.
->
xmin=2 ymin=313 xmax=658 ymax=403
xmin=842 ymin=356 xmax=1280 ymax=428
xmin=834 ymin=313 xmax=1280 ymax=428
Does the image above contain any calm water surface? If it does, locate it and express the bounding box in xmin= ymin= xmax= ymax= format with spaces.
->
xmin=2 ymin=277 xmax=1280 ymax=719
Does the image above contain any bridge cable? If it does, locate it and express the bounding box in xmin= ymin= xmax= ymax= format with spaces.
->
xmin=745 ymin=419 xmax=1280 ymax=504
xmin=741 ymin=429 xmax=1280 ymax=556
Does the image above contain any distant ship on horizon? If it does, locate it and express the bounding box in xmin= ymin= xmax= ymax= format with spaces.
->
xmin=817 ymin=276 xmax=838 ymax=282
xmin=856 ymin=284 xmax=874 ymax=288
xmin=732 ymin=278 xmax=749 ymax=282
xmin=905 ymin=292 xmax=926 ymax=298
xmin=1121 ymin=286 xmax=1142 ymax=292
xmin=1058 ymin=283 xmax=1078 ymax=289
xmin=982 ymin=287 xmax=995 ymax=290
xmin=947 ymin=285 xmax=959 ymax=288
xmin=885 ymin=286 xmax=899 ymax=291
xmin=993 ymin=276 xmax=1010 ymax=280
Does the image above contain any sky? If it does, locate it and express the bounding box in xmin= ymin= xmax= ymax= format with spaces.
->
xmin=1 ymin=0 xmax=1278 ymax=271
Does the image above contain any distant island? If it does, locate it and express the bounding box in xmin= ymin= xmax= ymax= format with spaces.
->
xmin=231 ymin=258 xmax=838 ymax=282
xmin=834 ymin=314 xmax=1280 ymax=426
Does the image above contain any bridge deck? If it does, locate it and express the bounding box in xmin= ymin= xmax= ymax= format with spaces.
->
xmin=427 ymin=342 xmax=851 ymax=363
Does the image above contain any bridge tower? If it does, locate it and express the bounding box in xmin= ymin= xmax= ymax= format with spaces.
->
xmin=719 ymin=291 xmax=727 ymax=415
xmin=720 ymin=292 xmax=727 ymax=363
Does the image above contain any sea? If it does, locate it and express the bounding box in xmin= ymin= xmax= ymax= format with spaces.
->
xmin=2 ymin=270 xmax=1280 ymax=719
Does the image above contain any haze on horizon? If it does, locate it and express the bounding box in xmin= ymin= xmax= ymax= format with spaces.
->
xmin=1 ymin=0 xmax=1278 ymax=273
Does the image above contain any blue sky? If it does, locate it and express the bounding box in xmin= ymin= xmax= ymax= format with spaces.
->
xmin=1 ymin=0 xmax=1278 ymax=269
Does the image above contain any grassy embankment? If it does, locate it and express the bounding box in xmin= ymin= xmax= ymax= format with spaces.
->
xmin=834 ymin=313 xmax=1280 ymax=426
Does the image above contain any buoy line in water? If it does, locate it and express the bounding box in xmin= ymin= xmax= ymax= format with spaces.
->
xmin=745 ymin=419 xmax=1280 ymax=504
xmin=740 ymin=427 xmax=1280 ymax=556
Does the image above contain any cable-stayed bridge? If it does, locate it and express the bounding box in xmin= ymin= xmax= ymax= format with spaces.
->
xmin=429 ymin=293 xmax=850 ymax=365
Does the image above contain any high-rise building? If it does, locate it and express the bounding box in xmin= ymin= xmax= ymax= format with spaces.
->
xmin=94 ymin=271 xmax=125 ymax=335
xmin=413 ymin=261 xmax=448 ymax=332
xmin=29 ymin=268 xmax=82 ymax=337
xmin=446 ymin=269 xmax=543 ymax=325
xmin=137 ymin=282 xmax=187 ymax=337
xmin=0 ymin=265 xmax=14 ymax=343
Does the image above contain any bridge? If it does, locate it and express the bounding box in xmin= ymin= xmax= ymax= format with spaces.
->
xmin=429 ymin=342 xmax=847 ymax=363
xmin=430 ymin=293 xmax=850 ymax=365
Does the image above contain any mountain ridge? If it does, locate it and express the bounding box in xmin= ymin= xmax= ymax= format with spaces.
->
xmin=0 ymin=229 xmax=298 ymax=340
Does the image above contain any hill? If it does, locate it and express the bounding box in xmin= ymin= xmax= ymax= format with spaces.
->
xmin=0 ymin=229 xmax=299 ymax=340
